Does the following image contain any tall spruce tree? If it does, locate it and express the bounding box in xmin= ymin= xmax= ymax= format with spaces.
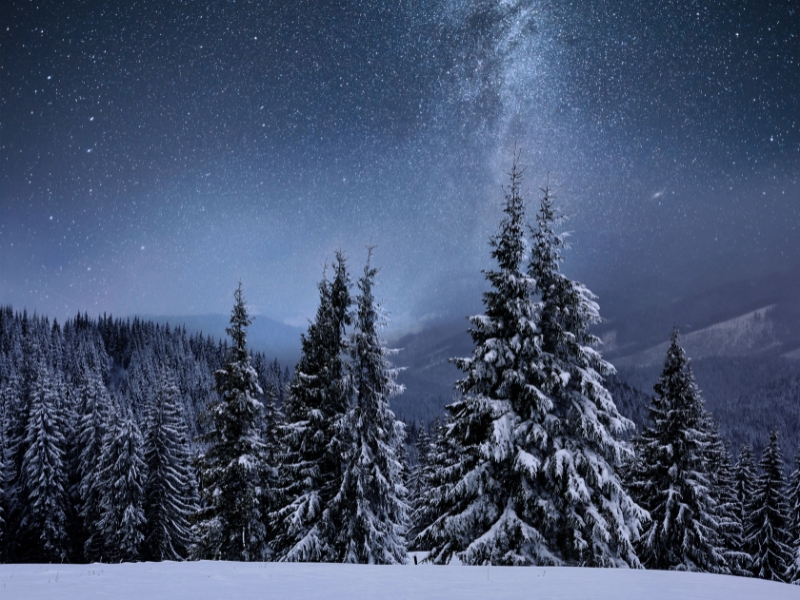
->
xmin=98 ymin=408 xmax=147 ymax=562
xmin=418 ymin=162 xmax=641 ymax=567
xmin=143 ymin=368 xmax=198 ymax=561
xmin=76 ymin=361 xmax=111 ymax=561
xmin=527 ymin=184 xmax=644 ymax=567
xmin=416 ymin=160 xmax=552 ymax=565
xmin=193 ymin=283 xmax=271 ymax=561
xmin=707 ymin=425 xmax=749 ymax=576
xmin=630 ymin=329 xmax=725 ymax=572
xmin=735 ymin=443 xmax=757 ymax=574
xmin=19 ymin=358 xmax=70 ymax=562
xmin=747 ymin=429 xmax=792 ymax=582
xmin=330 ymin=251 xmax=409 ymax=564
xmin=272 ymin=252 xmax=352 ymax=562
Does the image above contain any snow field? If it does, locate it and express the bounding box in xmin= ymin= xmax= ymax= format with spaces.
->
xmin=1 ymin=560 xmax=798 ymax=600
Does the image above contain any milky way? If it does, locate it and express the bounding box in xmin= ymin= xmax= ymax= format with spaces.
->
xmin=1 ymin=0 xmax=797 ymax=331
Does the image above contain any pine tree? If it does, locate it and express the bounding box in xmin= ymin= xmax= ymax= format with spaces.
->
xmin=747 ymin=429 xmax=792 ymax=582
xmin=98 ymin=408 xmax=147 ymax=562
xmin=76 ymin=362 xmax=111 ymax=561
xmin=419 ymin=162 xmax=642 ymax=567
xmin=193 ymin=283 xmax=271 ymax=561
xmin=272 ymin=253 xmax=353 ymax=562
xmin=19 ymin=359 xmax=70 ymax=562
xmin=412 ymin=415 xmax=462 ymax=555
xmin=786 ymin=446 xmax=800 ymax=583
xmin=630 ymin=329 xmax=725 ymax=572
xmin=735 ymin=443 xmax=757 ymax=574
xmin=416 ymin=160 xmax=552 ymax=565
xmin=707 ymin=426 xmax=749 ymax=576
xmin=143 ymin=368 xmax=198 ymax=561
xmin=330 ymin=250 xmax=409 ymax=564
xmin=0 ymin=381 xmax=12 ymax=558
xmin=407 ymin=420 xmax=435 ymax=543
xmin=527 ymin=184 xmax=644 ymax=567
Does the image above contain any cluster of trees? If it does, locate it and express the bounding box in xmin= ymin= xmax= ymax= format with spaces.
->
xmin=626 ymin=329 xmax=800 ymax=582
xmin=189 ymin=252 xmax=409 ymax=563
xmin=403 ymin=158 xmax=800 ymax=583
xmin=1 ymin=158 xmax=799 ymax=584
xmin=0 ymin=306 xmax=287 ymax=563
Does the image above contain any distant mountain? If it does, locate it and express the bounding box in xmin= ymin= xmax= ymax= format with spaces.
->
xmin=613 ymin=305 xmax=783 ymax=367
xmin=389 ymin=319 xmax=473 ymax=424
xmin=146 ymin=313 xmax=304 ymax=366
xmin=598 ymin=263 xmax=800 ymax=362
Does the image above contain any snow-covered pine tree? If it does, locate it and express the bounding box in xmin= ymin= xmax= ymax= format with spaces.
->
xmin=407 ymin=420 xmax=435 ymax=543
xmin=1 ymin=360 xmax=27 ymax=561
xmin=786 ymin=446 xmax=800 ymax=584
xmin=630 ymin=329 xmax=725 ymax=572
xmin=412 ymin=414 xmax=463 ymax=555
xmin=528 ymin=183 xmax=644 ymax=567
xmin=0 ymin=380 xmax=12 ymax=556
xmin=707 ymin=424 xmax=749 ymax=576
xmin=143 ymin=368 xmax=198 ymax=561
xmin=330 ymin=250 xmax=409 ymax=564
xmin=735 ymin=443 xmax=757 ymax=574
xmin=19 ymin=357 xmax=70 ymax=562
xmin=417 ymin=159 xmax=554 ymax=566
xmin=272 ymin=252 xmax=352 ymax=562
xmin=193 ymin=283 xmax=271 ymax=561
xmin=747 ymin=429 xmax=792 ymax=582
xmin=98 ymin=407 xmax=147 ymax=562
xmin=76 ymin=358 xmax=112 ymax=561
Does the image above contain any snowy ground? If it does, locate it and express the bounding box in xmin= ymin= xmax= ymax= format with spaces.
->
xmin=1 ymin=558 xmax=798 ymax=600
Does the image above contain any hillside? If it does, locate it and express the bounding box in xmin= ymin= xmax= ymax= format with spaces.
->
xmin=1 ymin=561 xmax=798 ymax=600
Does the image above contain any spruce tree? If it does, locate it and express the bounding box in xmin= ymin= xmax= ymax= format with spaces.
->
xmin=193 ymin=283 xmax=271 ymax=561
xmin=630 ymin=329 xmax=725 ymax=572
xmin=419 ymin=162 xmax=642 ymax=567
xmin=272 ymin=252 xmax=352 ymax=562
xmin=408 ymin=420 xmax=435 ymax=543
xmin=528 ymin=184 xmax=644 ymax=567
xmin=76 ymin=362 xmax=111 ymax=561
xmin=416 ymin=160 xmax=552 ymax=565
xmin=19 ymin=359 xmax=70 ymax=562
xmin=747 ymin=429 xmax=792 ymax=582
xmin=735 ymin=443 xmax=757 ymax=574
xmin=143 ymin=368 xmax=198 ymax=561
xmin=413 ymin=415 xmax=463 ymax=555
xmin=98 ymin=408 xmax=147 ymax=562
xmin=786 ymin=446 xmax=800 ymax=584
xmin=707 ymin=426 xmax=749 ymax=576
xmin=0 ymin=381 xmax=13 ymax=558
xmin=330 ymin=251 xmax=409 ymax=564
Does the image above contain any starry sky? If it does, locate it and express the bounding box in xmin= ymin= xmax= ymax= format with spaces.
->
xmin=1 ymin=0 xmax=798 ymax=333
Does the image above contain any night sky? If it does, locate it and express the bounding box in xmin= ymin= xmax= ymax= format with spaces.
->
xmin=1 ymin=0 xmax=798 ymax=333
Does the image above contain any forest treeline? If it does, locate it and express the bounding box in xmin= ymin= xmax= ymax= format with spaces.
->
xmin=1 ymin=158 xmax=799 ymax=584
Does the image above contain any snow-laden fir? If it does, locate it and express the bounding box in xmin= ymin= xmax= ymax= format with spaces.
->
xmin=416 ymin=158 xmax=644 ymax=567
xmin=628 ymin=329 xmax=726 ymax=573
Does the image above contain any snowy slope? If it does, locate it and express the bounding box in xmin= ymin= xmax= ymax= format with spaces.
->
xmin=614 ymin=305 xmax=780 ymax=367
xmin=1 ymin=561 xmax=798 ymax=600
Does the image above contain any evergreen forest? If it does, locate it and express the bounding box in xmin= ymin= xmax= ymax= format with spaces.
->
xmin=0 ymin=160 xmax=799 ymax=585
